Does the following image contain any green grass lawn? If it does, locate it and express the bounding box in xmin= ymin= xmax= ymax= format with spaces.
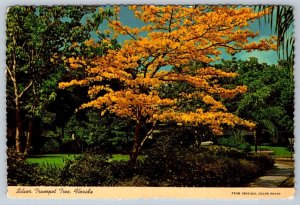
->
xmin=251 ymin=145 xmax=293 ymax=158
xmin=26 ymin=153 xmax=132 ymax=168
xmin=26 ymin=154 xmax=80 ymax=168
xmin=108 ymin=154 xmax=130 ymax=161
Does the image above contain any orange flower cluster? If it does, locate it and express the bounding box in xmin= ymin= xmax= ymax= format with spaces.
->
xmin=153 ymin=110 xmax=255 ymax=135
xmin=59 ymin=5 xmax=276 ymax=135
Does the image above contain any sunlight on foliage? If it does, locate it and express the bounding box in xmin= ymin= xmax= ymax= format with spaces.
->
xmin=59 ymin=5 xmax=277 ymax=161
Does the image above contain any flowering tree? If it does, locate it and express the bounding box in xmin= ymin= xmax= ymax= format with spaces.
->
xmin=59 ymin=5 xmax=276 ymax=163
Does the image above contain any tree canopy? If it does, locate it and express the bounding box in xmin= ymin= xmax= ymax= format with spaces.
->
xmin=218 ymin=57 xmax=294 ymax=139
xmin=6 ymin=6 xmax=114 ymax=153
xmin=59 ymin=5 xmax=277 ymax=163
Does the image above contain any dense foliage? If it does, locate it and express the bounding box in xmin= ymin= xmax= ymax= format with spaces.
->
xmin=64 ymin=111 xmax=133 ymax=153
xmin=217 ymin=131 xmax=251 ymax=152
xmin=6 ymin=6 xmax=293 ymax=188
xmin=7 ymin=145 xmax=274 ymax=187
xmin=7 ymin=148 xmax=61 ymax=186
xmin=60 ymin=5 xmax=277 ymax=163
xmin=61 ymin=153 xmax=116 ymax=186
xmin=217 ymin=57 xmax=294 ymax=143
xmin=6 ymin=6 xmax=118 ymax=153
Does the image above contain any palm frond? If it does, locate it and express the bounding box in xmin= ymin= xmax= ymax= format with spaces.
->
xmin=259 ymin=119 xmax=278 ymax=137
xmin=255 ymin=5 xmax=294 ymax=67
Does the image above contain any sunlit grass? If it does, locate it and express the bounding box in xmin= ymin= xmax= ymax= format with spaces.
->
xmin=251 ymin=146 xmax=293 ymax=158
xmin=26 ymin=153 xmax=135 ymax=168
xmin=26 ymin=154 xmax=80 ymax=168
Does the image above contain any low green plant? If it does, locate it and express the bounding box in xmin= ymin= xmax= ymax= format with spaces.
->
xmin=7 ymin=148 xmax=40 ymax=186
xmin=7 ymin=140 xmax=274 ymax=187
xmin=41 ymin=138 xmax=60 ymax=154
xmin=7 ymin=148 xmax=62 ymax=186
xmin=218 ymin=133 xmax=251 ymax=153
xmin=60 ymin=152 xmax=116 ymax=186
xmin=132 ymin=140 xmax=274 ymax=187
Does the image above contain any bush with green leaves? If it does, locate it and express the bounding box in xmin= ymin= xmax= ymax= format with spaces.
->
xmin=7 ymin=148 xmax=61 ymax=186
xmin=41 ymin=138 xmax=60 ymax=153
xmin=7 ymin=148 xmax=40 ymax=186
xmin=135 ymin=141 xmax=274 ymax=187
xmin=60 ymin=152 xmax=117 ymax=186
xmin=216 ymin=130 xmax=252 ymax=153
xmin=64 ymin=111 xmax=133 ymax=153
xmin=218 ymin=136 xmax=251 ymax=153
xmin=7 ymin=142 xmax=274 ymax=186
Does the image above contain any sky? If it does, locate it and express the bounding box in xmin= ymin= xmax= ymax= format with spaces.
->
xmin=92 ymin=6 xmax=293 ymax=65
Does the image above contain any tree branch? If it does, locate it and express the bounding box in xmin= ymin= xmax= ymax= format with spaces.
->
xmin=140 ymin=121 xmax=156 ymax=147
xmin=18 ymin=81 xmax=33 ymax=98
xmin=6 ymin=67 xmax=15 ymax=83
xmin=106 ymin=17 xmax=137 ymax=40
xmin=168 ymin=6 xmax=175 ymax=32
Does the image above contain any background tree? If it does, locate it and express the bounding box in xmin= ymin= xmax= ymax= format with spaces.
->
xmin=60 ymin=5 xmax=276 ymax=164
xmin=217 ymin=57 xmax=294 ymax=150
xmin=64 ymin=110 xmax=133 ymax=153
xmin=6 ymin=6 xmax=115 ymax=153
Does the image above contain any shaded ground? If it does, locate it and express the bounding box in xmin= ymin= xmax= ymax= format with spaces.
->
xmin=246 ymin=162 xmax=294 ymax=187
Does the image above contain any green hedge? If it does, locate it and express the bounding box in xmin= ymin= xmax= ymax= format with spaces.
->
xmin=134 ymin=146 xmax=274 ymax=187
xmin=7 ymin=148 xmax=61 ymax=186
xmin=7 ymin=145 xmax=274 ymax=187
xmin=218 ymin=136 xmax=251 ymax=153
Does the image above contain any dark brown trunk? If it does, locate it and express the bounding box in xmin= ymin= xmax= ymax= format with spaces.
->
xmin=254 ymin=130 xmax=257 ymax=153
xmin=25 ymin=119 xmax=33 ymax=154
xmin=130 ymin=118 xmax=142 ymax=166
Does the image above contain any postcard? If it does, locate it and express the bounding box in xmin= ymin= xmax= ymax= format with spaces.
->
xmin=6 ymin=4 xmax=295 ymax=199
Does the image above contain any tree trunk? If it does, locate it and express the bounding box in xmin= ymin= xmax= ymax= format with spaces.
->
xmin=8 ymin=34 xmax=32 ymax=153
xmin=254 ymin=130 xmax=257 ymax=153
xmin=130 ymin=121 xmax=141 ymax=165
xmin=15 ymin=98 xmax=22 ymax=153
xmin=25 ymin=119 xmax=33 ymax=154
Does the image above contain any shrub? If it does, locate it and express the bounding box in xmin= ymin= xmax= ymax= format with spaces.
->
xmin=139 ymin=136 xmax=187 ymax=186
xmin=60 ymin=153 xmax=116 ymax=186
xmin=110 ymin=160 xmax=138 ymax=181
xmin=246 ymin=154 xmax=274 ymax=171
xmin=60 ymin=138 xmax=82 ymax=154
xmin=7 ymin=148 xmax=40 ymax=186
xmin=238 ymin=143 xmax=252 ymax=153
xmin=218 ymin=136 xmax=251 ymax=152
xmin=32 ymin=166 xmax=62 ymax=186
xmin=7 ymin=148 xmax=62 ymax=186
xmin=197 ymin=145 xmax=246 ymax=158
xmin=116 ymin=176 xmax=150 ymax=186
xmin=41 ymin=138 xmax=60 ymax=154
xmin=136 ymin=143 xmax=274 ymax=187
xmin=7 ymin=141 xmax=274 ymax=187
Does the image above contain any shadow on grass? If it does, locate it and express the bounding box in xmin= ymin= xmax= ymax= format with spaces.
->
xmin=27 ymin=155 xmax=64 ymax=159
